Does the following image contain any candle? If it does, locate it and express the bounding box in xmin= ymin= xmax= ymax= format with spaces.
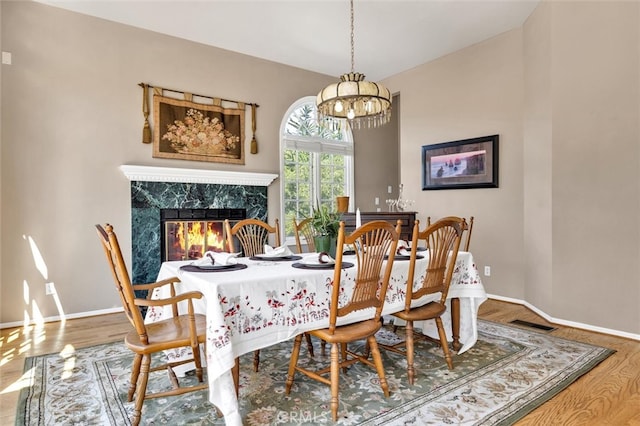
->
xmin=356 ymin=208 xmax=362 ymax=228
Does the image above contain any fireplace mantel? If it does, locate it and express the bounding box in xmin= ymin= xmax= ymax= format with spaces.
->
xmin=120 ymin=165 xmax=278 ymax=186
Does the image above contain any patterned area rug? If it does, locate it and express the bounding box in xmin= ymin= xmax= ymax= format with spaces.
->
xmin=16 ymin=320 xmax=613 ymax=425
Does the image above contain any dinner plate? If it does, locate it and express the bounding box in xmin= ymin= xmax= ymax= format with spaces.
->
xmin=384 ymin=254 xmax=425 ymax=261
xmin=292 ymin=261 xmax=354 ymax=270
xmin=250 ymin=255 xmax=302 ymax=261
xmin=179 ymin=264 xmax=248 ymax=272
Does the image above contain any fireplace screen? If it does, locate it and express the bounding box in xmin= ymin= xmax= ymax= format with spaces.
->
xmin=161 ymin=208 xmax=246 ymax=261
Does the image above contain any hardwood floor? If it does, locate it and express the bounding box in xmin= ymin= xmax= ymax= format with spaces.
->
xmin=1 ymin=299 xmax=638 ymax=424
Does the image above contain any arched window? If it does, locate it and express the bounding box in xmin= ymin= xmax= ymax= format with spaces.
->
xmin=279 ymin=96 xmax=354 ymax=241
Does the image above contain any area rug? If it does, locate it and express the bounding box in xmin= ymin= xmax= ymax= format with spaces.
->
xmin=16 ymin=320 xmax=614 ymax=425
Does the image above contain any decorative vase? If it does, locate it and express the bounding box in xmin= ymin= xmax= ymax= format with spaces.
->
xmin=313 ymin=235 xmax=337 ymax=258
xmin=336 ymin=196 xmax=349 ymax=213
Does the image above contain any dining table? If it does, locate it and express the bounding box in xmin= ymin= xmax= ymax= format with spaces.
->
xmin=145 ymin=250 xmax=486 ymax=426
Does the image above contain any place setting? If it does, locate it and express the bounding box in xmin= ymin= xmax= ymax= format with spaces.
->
xmin=179 ymin=251 xmax=247 ymax=272
xmin=384 ymin=242 xmax=425 ymax=261
xmin=292 ymin=251 xmax=354 ymax=269
xmin=249 ymin=244 xmax=302 ymax=262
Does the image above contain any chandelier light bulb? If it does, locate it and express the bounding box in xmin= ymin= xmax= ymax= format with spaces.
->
xmin=347 ymin=108 xmax=355 ymax=120
xmin=334 ymin=101 xmax=344 ymax=113
xmin=366 ymin=100 xmax=373 ymax=112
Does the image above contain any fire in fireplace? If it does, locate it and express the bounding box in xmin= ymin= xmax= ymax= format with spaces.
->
xmin=160 ymin=208 xmax=246 ymax=261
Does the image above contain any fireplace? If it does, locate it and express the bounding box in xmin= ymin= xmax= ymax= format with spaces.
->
xmin=121 ymin=165 xmax=278 ymax=286
xmin=160 ymin=208 xmax=246 ymax=261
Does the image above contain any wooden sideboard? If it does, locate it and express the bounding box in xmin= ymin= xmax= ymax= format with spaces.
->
xmin=340 ymin=211 xmax=417 ymax=241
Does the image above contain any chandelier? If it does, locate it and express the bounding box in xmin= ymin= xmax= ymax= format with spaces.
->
xmin=316 ymin=0 xmax=392 ymax=129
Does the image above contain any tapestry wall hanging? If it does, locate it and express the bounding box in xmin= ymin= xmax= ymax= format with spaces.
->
xmin=153 ymin=94 xmax=245 ymax=164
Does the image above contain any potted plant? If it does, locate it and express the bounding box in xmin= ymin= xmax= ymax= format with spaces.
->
xmin=309 ymin=203 xmax=340 ymax=257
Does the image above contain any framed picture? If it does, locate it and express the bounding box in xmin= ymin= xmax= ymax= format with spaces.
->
xmin=153 ymin=95 xmax=245 ymax=164
xmin=422 ymin=135 xmax=499 ymax=190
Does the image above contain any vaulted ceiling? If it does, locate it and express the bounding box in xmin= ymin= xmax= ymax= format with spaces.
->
xmin=36 ymin=0 xmax=539 ymax=80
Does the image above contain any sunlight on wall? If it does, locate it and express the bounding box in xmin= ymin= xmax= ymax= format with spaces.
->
xmin=26 ymin=235 xmax=48 ymax=280
xmin=52 ymin=290 xmax=66 ymax=324
xmin=23 ymin=280 xmax=29 ymax=304
xmin=31 ymin=301 xmax=44 ymax=328
xmin=21 ymin=234 xmax=67 ymax=326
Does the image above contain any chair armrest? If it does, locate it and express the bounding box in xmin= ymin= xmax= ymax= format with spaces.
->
xmin=134 ymin=291 xmax=204 ymax=308
xmin=132 ymin=277 xmax=180 ymax=292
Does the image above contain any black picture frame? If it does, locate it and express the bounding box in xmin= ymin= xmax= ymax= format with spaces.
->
xmin=422 ymin=135 xmax=499 ymax=190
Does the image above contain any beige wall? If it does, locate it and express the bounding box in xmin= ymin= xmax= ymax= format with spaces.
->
xmin=0 ymin=1 xmax=335 ymax=323
xmin=384 ymin=28 xmax=527 ymax=301
xmin=384 ymin=1 xmax=639 ymax=334
xmin=353 ymin=94 xmax=400 ymax=212
xmin=547 ymin=1 xmax=639 ymax=331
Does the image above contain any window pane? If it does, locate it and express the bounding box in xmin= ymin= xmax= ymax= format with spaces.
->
xmin=281 ymin=98 xmax=352 ymax=239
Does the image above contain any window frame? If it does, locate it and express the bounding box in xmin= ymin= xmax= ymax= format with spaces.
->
xmin=279 ymin=96 xmax=354 ymax=245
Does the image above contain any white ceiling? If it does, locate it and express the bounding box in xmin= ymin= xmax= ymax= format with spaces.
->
xmin=36 ymin=0 xmax=539 ymax=81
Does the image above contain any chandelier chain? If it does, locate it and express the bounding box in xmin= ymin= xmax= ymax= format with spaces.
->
xmin=315 ymin=0 xmax=392 ymax=128
xmin=350 ymin=0 xmax=355 ymax=73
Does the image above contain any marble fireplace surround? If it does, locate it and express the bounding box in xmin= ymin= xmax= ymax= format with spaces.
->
xmin=120 ymin=165 xmax=278 ymax=284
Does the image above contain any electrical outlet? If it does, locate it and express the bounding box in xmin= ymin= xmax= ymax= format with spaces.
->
xmin=45 ymin=282 xmax=55 ymax=295
xmin=2 ymin=51 xmax=11 ymax=65
xmin=484 ymin=266 xmax=491 ymax=277
xmin=388 ymin=186 xmax=393 ymax=194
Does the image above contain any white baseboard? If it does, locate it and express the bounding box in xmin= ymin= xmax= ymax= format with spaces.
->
xmin=487 ymin=294 xmax=640 ymax=341
xmin=0 ymin=307 xmax=125 ymax=330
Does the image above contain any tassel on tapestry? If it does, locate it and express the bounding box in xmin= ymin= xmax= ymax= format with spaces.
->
xmin=251 ymin=103 xmax=258 ymax=154
xmin=141 ymin=83 xmax=151 ymax=144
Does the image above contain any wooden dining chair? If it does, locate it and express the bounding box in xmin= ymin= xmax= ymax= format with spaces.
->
xmin=381 ymin=216 xmax=465 ymax=385
xmin=292 ymin=216 xmax=326 ymax=356
xmin=224 ymin=217 xmax=280 ymax=257
xmin=224 ymin=217 xmax=280 ymax=372
xmin=293 ymin=217 xmax=316 ymax=253
xmin=463 ymin=216 xmax=474 ymax=251
xmin=426 ymin=215 xmax=473 ymax=251
xmin=95 ymin=224 xmax=207 ymax=426
xmin=285 ymin=220 xmax=401 ymax=421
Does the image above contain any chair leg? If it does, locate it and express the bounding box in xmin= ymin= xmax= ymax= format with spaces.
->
xmin=330 ymin=343 xmax=340 ymax=421
xmin=192 ymin=343 xmax=204 ymax=382
xmin=128 ymin=353 xmax=142 ymax=402
xmin=340 ymin=343 xmax=348 ymax=373
xmin=406 ymin=320 xmax=416 ymax=385
xmin=435 ymin=316 xmax=453 ymax=370
xmin=132 ymin=354 xmax=151 ymax=426
xmin=367 ymin=336 xmax=390 ymax=397
xmin=253 ymin=349 xmax=260 ymax=372
xmin=304 ymin=333 xmax=314 ymax=357
xmin=285 ymin=334 xmax=303 ymax=394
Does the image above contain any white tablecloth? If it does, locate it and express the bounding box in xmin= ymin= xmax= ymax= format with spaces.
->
xmin=146 ymin=251 xmax=486 ymax=425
